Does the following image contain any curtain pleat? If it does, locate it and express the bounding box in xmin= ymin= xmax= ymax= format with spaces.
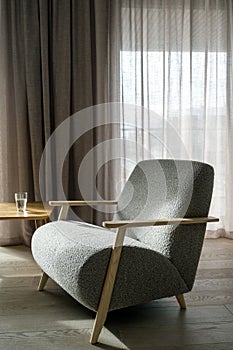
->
xmin=0 ymin=0 xmax=116 ymax=245
xmin=118 ymin=0 xmax=233 ymax=238
xmin=1 ymin=0 xmax=232 ymax=244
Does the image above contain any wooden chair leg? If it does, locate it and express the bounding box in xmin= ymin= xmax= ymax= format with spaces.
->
xmin=38 ymin=272 xmax=49 ymax=291
xmin=90 ymin=306 xmax=108 ymax=344
xmin=176 ymin=294 xmax=186 ymax=309
xmin=90 ymin=227 xmax=126 ymax=344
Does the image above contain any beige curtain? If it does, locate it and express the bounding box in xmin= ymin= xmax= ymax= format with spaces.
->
xmin=117 ymin=0 xmax=233 ymax=238
xmin=0 ymin=0 xmax=116 ymax=246
xmin=1 ymin=0 xmax=232 ymax=245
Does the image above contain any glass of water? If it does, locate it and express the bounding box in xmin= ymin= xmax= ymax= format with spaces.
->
xmin=15 ymin=192 xmax=28 ymax=212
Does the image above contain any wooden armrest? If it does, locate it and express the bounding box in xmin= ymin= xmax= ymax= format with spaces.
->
xmin=50 ymin=200 xmax=118 ymax=220
xmin=49 ymin=200 xmax=118 ymax=207
xmin=102 ymin=216 xmax=219 ymax=229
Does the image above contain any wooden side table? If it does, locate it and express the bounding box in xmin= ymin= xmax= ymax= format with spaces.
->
xmin=0 ymin=202 xmax=52 ymax=228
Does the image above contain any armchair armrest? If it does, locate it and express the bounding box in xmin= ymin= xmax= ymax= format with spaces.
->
xmin=49 ymin=200 xmax=118 ymax=221
xmin=103 ymin=216 xmax=219 ymax=229
xmin=49 ymin=200 xmax=118 ymax=206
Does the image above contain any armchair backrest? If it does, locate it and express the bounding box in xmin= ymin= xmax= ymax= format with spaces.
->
xmin=113 ymin=159 xmax=214 ymax=289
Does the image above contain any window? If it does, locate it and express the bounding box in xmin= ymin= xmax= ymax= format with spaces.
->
xmin=119 ymin=0 xmax=228 ymax=216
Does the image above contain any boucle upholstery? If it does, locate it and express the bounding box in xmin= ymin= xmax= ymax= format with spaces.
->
xmin=32 ymin=159 xmax=214 ymax=312
xmin=114 ymin=159 xmax=214 ymax=288
xmin=32 ymin=220 xmax=188 ymax=311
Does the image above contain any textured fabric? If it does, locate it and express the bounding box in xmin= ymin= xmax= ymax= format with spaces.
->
xmin=114 ymin=159 xmax=214 ymax=289
xmin=32 ymin=159 xmax=213 ymax=311
xmin=32 ymin=220 xmax=188 ymax=312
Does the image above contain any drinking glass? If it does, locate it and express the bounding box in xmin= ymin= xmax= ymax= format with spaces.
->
xmin=15 ymin=192 xmax=28 ymax=212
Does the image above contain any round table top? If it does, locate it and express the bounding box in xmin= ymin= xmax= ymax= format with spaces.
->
xmin=0 ymin=202 xmax=52 ymax=221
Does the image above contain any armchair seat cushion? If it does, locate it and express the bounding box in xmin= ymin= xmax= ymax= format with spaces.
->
xmin=32 ymin=220 xmax=189 ymax=311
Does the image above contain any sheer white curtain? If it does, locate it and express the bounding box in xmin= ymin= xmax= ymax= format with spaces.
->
xmin=116 ymin=0 xmax=233 ymax=238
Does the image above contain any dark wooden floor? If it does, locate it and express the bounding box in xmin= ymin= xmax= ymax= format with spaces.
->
xmin=0 ymin=238 xmax=233 ymax=349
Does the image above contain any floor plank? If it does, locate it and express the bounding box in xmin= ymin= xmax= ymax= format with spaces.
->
xmin=0 ymin=238 xmax=233 ymax=349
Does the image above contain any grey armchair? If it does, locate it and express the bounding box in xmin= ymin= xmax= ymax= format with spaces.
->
xmin=31 ymin=159 xmax=218 ymax=344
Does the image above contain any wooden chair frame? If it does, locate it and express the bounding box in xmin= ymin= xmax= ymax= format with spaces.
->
xmin=37 ymin=200 xmax=219 ymax=344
